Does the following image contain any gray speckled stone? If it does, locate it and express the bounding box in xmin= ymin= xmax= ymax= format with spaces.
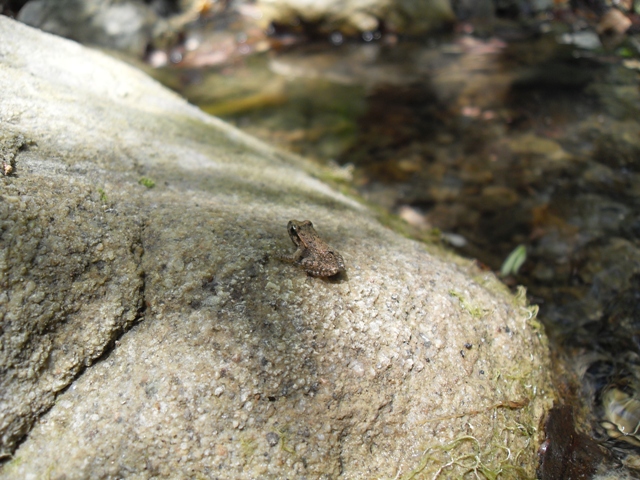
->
xmin=0 ymin=16 xmax=554 ymax=478
xmin=17 ymin=0 xmax=158 ymax=57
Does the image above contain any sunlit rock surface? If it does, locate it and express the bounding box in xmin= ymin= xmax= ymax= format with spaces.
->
xmin=0 ymin=17 xmax=554 ymax=478
xmin=257 ymin=0 xmax=455 ymax=36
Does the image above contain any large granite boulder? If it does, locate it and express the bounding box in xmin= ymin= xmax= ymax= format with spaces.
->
xmin=0 ymin=16 xmax=553 ymax=478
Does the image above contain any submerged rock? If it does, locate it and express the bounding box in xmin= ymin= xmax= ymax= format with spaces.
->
xmin=0 ymin=16 xmax=553 ymax=478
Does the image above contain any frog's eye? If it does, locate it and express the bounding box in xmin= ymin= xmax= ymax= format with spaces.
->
xmin=288 ymin=223 xmax=297 ymax=234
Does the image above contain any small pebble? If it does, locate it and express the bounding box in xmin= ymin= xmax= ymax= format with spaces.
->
xmin=266 ymin=432 xmax=279 ymax=447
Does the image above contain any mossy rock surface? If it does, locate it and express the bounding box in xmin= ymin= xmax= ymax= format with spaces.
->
xmin=0 ymin=16 xmax=553 ymax=479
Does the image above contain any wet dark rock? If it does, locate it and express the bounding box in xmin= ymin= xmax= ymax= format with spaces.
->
xmin=583 ymin=274 xmax=640 ymax=356
xmin=537 ymin=405 xmax=609 ymax=480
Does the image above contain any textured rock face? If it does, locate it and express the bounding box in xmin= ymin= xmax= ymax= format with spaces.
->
xmin=0 ymin=158 xmax=144 ymax=455
xmin=0 ymin=16 xmax=553 ymax=478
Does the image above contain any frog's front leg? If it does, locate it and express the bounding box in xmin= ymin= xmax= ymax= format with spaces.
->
xmin=279 ymin=247 xmax=305 ymax=264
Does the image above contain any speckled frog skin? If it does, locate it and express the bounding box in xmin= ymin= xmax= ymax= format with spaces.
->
xmin=284 ymin=220 xmax=345 ymax=277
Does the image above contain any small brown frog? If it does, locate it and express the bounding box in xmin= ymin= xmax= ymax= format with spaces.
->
xmin=283 ymin=220 xmax=345 ymax=277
